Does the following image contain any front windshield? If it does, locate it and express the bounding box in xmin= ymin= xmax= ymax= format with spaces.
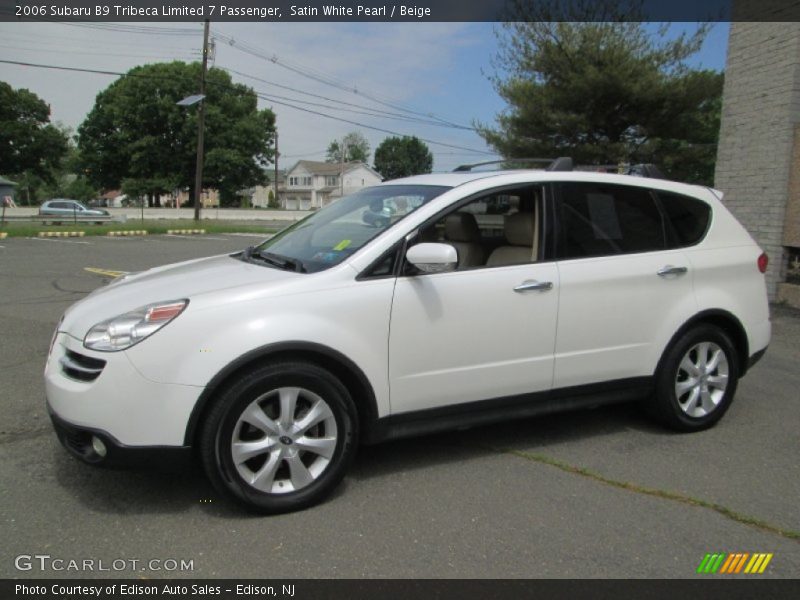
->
xmin=252 ymin=184 xmax=450 ymax=273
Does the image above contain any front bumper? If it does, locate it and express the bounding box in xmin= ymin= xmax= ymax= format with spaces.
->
xmin=49 ymin=408 xmax=192 ymax=468
xmin=45 ymin=332 xmax=202 ymax=447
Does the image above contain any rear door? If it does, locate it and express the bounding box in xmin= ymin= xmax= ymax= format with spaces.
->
xmin=552 ymin=181 xmax=697 ymax=389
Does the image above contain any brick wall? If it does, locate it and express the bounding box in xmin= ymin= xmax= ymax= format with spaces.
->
xmin=714 ymin=22 xmax=800 ymax=299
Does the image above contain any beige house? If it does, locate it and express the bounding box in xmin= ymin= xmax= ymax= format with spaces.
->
xmin=279 ymin=161 xmax=383 ymax=210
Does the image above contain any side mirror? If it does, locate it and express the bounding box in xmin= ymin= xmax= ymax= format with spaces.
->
xmin=406 ymin=243 xmax=457 ymax=274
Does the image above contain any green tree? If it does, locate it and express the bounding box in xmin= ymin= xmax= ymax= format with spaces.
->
xmin=78 ymin=61 xmax=275 ymax=206
xmin=478 ymin=1 xmax=723 ymax=184
xmin=326 ymin=131 xmax=370 ymax=163
xmin=373 ymin=136 xmax=433 ymax=180
xmin=0 ymin=81 xmax=69 ymax=182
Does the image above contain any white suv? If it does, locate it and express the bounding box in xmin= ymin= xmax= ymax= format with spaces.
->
xmin=45 ymin=165 xmax=771 ymax=513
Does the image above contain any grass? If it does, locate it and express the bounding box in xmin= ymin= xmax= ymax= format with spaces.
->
xmin=0 ymin=219 xmax=281 ymax=238
xmin=487 ymin=445 xmax=800 ymax=542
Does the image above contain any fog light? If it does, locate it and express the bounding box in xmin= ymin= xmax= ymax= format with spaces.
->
xmin=91 ymin=436 xmax=107 ymax=458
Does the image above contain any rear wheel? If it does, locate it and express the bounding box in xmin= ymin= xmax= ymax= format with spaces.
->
xmin=649 ymin=324 xmax=739 ymax=431
xmin=200 ymin=362 xmax=357 ymax=513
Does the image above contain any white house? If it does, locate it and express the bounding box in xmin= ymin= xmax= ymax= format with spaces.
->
xmin=279 ymin=161 xmax=383 ymax=210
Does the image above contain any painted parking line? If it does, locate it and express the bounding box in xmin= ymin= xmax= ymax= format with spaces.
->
xmin=166 ymin=234 xmax=229 ymax=240
xmin=84 ymin=267 xmax=128 ymax=278
xmin=29 ymin=236 xmax=91 ymax=245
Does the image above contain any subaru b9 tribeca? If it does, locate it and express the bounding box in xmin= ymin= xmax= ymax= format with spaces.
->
xmin=45 ymin=169 xmax=770 ymax=513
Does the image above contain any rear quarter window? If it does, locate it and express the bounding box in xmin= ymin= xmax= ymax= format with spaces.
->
xmin=657 ymin=191 xmax=711 ymax=247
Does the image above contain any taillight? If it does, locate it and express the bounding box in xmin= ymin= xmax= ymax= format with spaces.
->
xmin=757 ymin=252 xmax=768 ymax=274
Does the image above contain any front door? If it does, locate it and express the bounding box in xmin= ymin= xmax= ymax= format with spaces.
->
xmin=388 ymin=185 xmax=558 ymax=414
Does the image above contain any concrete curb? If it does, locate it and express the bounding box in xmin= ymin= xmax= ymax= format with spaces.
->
xmin=107 ymin=230 xmax=148 ymax=236
xmin=38 ymin=231 xmax=85 ymax=238
xmin=167 ymin=229 xmax=206 ymax=235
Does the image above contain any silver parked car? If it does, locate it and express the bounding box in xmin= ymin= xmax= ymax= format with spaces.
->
xmin=39 ymin=199 xmax=109 ymax=224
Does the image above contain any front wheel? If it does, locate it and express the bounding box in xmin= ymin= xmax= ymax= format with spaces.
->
xmin=200 ymin=362 xmax=358 ymax=513
xmin=648 ymin=324 xmax=740 ymax=432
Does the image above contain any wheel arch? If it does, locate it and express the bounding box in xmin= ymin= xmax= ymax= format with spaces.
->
xmin=184 ymin=342 xmax=380 ymax=447
xmin=657 ymin=309 xmax=750 ymax=377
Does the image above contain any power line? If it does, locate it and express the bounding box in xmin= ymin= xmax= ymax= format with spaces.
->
xmin=211 ymin=28 xmax=473 ymax=130
xmin=221 ymin=67 xmax=473 ymax=130
xmin=0 ymin=58 xmax=494 ymax=155
xmin=38 ymin=22 xmax=479 ymax=133
xmin=1 ymin=30 xmax=198 ymax=53
xmin=60 ymin=22 xmax=200 ymax=36
xmin=220 ymin=68 xmax=473 ymax=129
xmin=46 ymin=22 xmax=477 ymax=132
xmin=0 ymin=43 xmax=197 ymax=61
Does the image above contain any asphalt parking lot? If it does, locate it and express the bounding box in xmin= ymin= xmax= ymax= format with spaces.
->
xmin=0 ymin=233 xmax=798 ymax=579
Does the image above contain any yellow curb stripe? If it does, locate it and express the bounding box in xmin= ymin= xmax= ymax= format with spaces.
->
xmin=38 ymin=231 xmax=86 ymax=238
xmin=107 ymin=230 xmax=148 ymax=236
xmin=84 ymin=267 xmax=127 ymax=278
xmin=166 ymin=229 xmax=206 ymax=234
xmin=0 ymin=232 xmax=7 ymax=239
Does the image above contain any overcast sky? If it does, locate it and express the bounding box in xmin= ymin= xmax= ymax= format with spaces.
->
xmin=0 ymin=21 xmax=728 ymax=172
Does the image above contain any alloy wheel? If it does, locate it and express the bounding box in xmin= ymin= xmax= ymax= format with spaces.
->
xmin=674 ymin=342 xmax=729 ymax=418
xmin=231 ymin=387 xmax=338 ymax=494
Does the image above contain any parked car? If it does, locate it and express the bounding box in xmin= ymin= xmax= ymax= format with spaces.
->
xmin=40 ymin=199 xmax=109 ymax=223
xmin=45 ymin=163 xmax=770 ymax=513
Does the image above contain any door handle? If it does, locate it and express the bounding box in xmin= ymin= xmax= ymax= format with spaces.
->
xmin=657 ymin=265 xmax=688 ymax=277
xmin=514 ymin=280 xmax=553 ymax=293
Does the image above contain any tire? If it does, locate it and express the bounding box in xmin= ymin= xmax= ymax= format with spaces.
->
xmin=648 ymin=324 xmax=740 ymax=432
xmin=199 ymin=362 xmax=358 ymax=514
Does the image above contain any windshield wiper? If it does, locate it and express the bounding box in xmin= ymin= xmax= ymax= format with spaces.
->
xmin=240 ymin=246 xmax=305 ymax=273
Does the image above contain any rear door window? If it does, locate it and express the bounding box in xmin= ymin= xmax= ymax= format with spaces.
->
xmin=556 ymin=182 xmax=666 ymax=259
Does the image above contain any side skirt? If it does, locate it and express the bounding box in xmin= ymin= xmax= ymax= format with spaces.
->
xmin=364 ymin=377 xmax=653 ymax=444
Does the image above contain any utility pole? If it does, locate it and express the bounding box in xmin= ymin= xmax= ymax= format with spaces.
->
xmin=339 ymin=138 xmax=347 ymax=198
xmin=274 ymin=129 xmax=279 ymax=208
xmin=193 ymin=19 xmax=210 ymax=222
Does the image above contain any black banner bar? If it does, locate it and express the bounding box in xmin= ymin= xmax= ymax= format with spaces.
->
xmin=1 ymin=0 xmax=800 ymax=22
xmin=4 ymin=579 xmax=800 ymax=600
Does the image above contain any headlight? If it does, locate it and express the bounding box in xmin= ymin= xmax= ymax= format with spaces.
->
xmin=84 ymin=299 xmax=188 ymax=352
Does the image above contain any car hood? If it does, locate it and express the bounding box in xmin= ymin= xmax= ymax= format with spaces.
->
xmin=60 ymin=254 xmax=300 ymax=338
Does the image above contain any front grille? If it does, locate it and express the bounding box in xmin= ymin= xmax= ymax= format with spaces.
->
xmin=60 ymin=350 xmax=106 ymax=382
xmin=61 ymin=428 xmax=91 ymax=455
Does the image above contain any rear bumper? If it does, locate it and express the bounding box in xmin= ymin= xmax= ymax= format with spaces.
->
xmin=49 ymin=408 xmax=192 ymax=469
xmin=746 ymin=346 xmax=768 ymax=373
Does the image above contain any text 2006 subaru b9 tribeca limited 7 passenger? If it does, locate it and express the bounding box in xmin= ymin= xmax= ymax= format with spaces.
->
xmin=45 ymin=163 xmax=770 ymax=513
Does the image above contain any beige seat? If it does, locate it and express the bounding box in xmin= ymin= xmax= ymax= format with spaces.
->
xmin=444 ymin=212 xmax=486 ymax=268
xmin=486 ymin=212 xmax=535 ymax=267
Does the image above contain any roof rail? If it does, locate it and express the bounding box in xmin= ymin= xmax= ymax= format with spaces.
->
xmin=571 ymin=162 xmax=667 ymax=179
xmin=452 ymin=157 xmax=568 ymax=172
xmin=622 ymin=163 xmax=665 ymax=179
xmin=452 ymin=157 xmax=666 ymax=179
xmin=545 ymin=157 xmax=574 ymax=172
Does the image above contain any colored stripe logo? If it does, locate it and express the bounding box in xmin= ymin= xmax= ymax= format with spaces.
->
xmin=697 ymin=553 xmax=773 ymax=574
